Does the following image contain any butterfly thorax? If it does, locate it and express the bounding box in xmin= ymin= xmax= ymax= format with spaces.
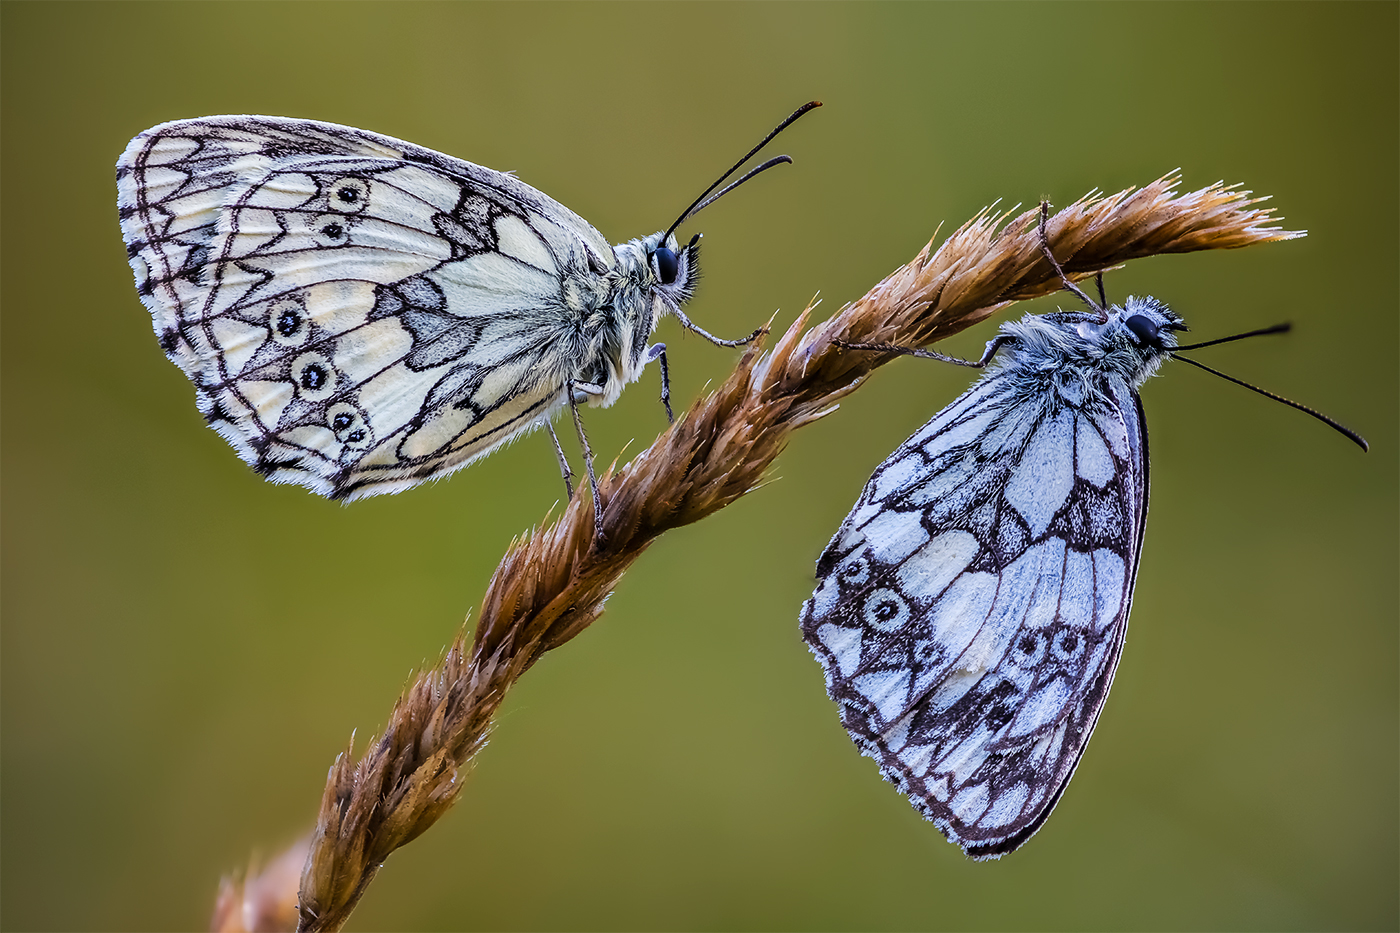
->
xmin=988 ymin=297 xmax=1183 ymax=411
xmin=579 ymin=231 xmax=696 ymax=407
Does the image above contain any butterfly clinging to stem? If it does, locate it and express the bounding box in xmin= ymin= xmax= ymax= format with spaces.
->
xmin=801 ymin=202 xmax=1366 ymax=859
xmin=117 ymin=102 xmax=821 ymax=533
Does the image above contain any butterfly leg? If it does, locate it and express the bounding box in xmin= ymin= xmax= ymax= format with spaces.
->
xmin=644 ymin=343 xmax=674 ymax=424
xmin=835 ymin=336 xmax=1011 ymax=368
xmin=670 ymin=306 xmax=763 ymax=348
xmin=1037 ymin=201 xmax=1108 ymax=323
xmin=544 ymin=420 xmax=574 ymax=499
xmin=568 ymin=384 xmax=605 ymax=539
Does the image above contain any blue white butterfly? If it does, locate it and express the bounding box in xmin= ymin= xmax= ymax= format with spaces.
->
xmin=116 ymin=104 xmax=819 ymax=527
xmin=801 ymin=204 xmax=1365 ymax=859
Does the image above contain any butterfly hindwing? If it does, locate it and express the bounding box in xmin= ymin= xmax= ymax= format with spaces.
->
xmin=802 ymin=363 xmax=1148 ymax=857
xmin=117 ymin=116 xmax=616 ymax=498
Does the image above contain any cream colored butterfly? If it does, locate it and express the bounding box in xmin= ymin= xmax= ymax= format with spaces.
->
xmin=116 ymin=104 xmax=819 ymax=525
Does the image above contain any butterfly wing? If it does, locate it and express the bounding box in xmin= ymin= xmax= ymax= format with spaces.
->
xmin=801 ymin=370 xmax=1149 ymax=858
xmin=117 ymin=116 xmax=616 ymax=498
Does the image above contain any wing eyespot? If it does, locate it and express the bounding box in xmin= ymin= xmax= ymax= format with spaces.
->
xmin=1051 ymin=630 xmax=1083 ymax=662
xmin=301 ymin=363 xmax=328 ymax=389
xmin=325 ymin=177 xmax=370 ymax=214
xmin=862 ymin=588 xmax=910 ymax=633
xmin=839 ymin=556 xmax=871 ymax=588
xmin=327 ymin=402 xmax=374 ymax=452
xmin=291 ymin=352 xmax=336 ymax=401
xmin=311 ymin=215 xmax=350 ymax=246
xmin=268 ymin=296 xmax=310 ymax=347
xmin=1011 ymin=633 xmax=1046 ymax=668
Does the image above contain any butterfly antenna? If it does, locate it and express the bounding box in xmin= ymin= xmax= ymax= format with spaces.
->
xmin=663 ymin=101 xmax=822 ymax=241
xmin=1038 ymin=201 xmax=1108 ymax=322
xmin=1174 ymin=322 xmax=1291 ymax=351
xmin=682 ymin=156 xmax=793 ymax=220
xmin=1170 ymin=351 xmax=1368 ymax=451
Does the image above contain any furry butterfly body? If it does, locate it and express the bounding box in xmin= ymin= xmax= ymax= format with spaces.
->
xmin=117 ymin=116 xmax=704 ymax=500
xmin=802 ymin=297 xmax=1180 ymax=859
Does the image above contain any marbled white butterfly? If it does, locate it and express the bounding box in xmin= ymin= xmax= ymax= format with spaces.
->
xmin=801 ymin=203 xmax=1366 ymax=859
xmin=116 ymin=103 xmax=819 ymax=528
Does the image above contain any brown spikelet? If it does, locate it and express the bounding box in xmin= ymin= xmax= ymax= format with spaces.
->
xmin=210 ymin=836 xmax=309 ymax=933
xmin=242 ymin=176 xmax=1299 ymax=933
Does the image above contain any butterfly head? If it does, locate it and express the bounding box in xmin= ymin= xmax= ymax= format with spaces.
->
xmin=1116 ymin=296 xmax=1188 ymax=352
xmin=1096 ymin=295 xmax=1188 ymax=385
xmin=634 ymin=230 xmax=700 ymax=302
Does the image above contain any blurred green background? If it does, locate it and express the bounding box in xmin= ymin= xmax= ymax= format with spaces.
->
xmin=3 ymin=3 xmax=1395 ymax=930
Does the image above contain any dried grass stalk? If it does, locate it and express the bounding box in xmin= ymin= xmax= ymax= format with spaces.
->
xmin=255 ymin=175 xmax=1297 ymax=933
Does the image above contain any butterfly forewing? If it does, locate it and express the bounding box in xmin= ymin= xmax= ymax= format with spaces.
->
xmin=118 ymin=117 xmax=618 ymax=498
xmin=802 ymin=363 xmax=1148 ymax=857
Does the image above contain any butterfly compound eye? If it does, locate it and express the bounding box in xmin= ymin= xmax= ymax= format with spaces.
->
xmin=1124 ymin=314 xmax=1161 ymax=347
xmin=653 ymin=247 xmax=679 ymax=285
